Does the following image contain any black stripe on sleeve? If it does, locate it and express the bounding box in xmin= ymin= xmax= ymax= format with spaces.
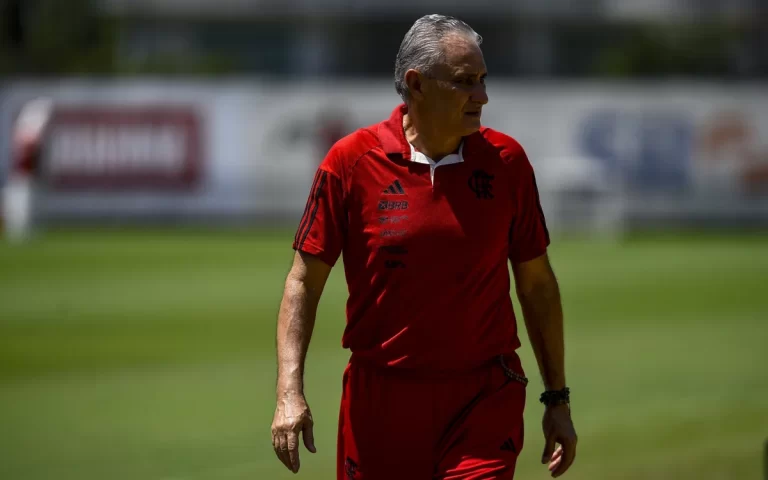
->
xmin=531 ymin=172 xmax=550 ymax=242
xmin=298 ymin=170 xmax=328 ymax=249
xmin=295 ymin=170 xmax=323 ymax=246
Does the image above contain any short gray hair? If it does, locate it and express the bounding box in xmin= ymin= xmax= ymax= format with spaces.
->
xmin=394 ymin=14 xmax=483 ymax=102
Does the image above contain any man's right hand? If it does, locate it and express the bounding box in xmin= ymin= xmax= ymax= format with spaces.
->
xmin=271 ymin=392 xmax=317 ymax=473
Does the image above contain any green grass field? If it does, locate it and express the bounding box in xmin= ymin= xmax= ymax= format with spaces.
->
xmin=1 ymin=229 xmax=767 ymax=480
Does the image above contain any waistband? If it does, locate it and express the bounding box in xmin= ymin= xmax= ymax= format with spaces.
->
xmin=348 ymin=352 xmax=528 ymax=385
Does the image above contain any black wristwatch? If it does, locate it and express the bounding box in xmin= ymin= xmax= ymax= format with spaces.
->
xmin=539 ymin=387 xmax=570 ymax=407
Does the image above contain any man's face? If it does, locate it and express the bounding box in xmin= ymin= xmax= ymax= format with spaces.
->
xmin=420 ymin=34 xmax=489 ymax=138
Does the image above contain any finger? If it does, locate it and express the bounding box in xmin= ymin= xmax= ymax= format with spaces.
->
xmin=274 ymin=443 xmax=289 ymax=471
xmin=272 ymin=433 xmax=279 ymax=460
xmin=287 ymin=431 xmax=300 ymax=473
xmin=278 ymin=434 xmax=292 ymax=471
xmin=303 ymin=422 xmax=317 ymax=453
xmin=550 ymin=446 xmax=563 ymax=461
xmin=548 ymin=445 xmax=563 ymax=473
xmin=271 ymin=429 xmax=280 ymax=458
xmin=542 ymin=435 xmax=556 ymax=464
xmin=552 ymin=438 xmax=577 ymax=477
xmin=548 ymin=456 xmax=562 ymax=472
xmin=276 ymin=434 xmax=290 ymax=471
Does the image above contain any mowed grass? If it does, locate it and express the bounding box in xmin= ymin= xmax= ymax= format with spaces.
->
xmin=1 ymin=229 xmax=766 ymax=480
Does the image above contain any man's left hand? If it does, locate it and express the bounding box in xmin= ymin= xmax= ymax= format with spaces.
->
xmin=541 ymin=404 xmax=577 ymax=477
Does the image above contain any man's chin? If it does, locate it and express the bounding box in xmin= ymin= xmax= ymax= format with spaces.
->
xmin=461 ymin=118 xmax=482 ymax=135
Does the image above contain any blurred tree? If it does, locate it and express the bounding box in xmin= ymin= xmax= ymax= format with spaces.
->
xmin=0 ymin=1 xmax=762 ymax=79
xmin=595 ymin=24 xmax=746 ymax=78
xmin=1 ymin=0 xmax=24 ymax=49
xmin=0 ymin=0 xmax=116 ymax=75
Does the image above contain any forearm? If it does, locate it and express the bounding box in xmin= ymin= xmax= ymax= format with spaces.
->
xmin=518 ymin=280 xmax=566 ymax=391
xmin=276 ymin=275 xmax=320 ymax=398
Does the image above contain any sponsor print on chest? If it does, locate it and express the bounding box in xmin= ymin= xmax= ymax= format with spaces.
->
xmin=370 ymin=167 xmax=509 ymax=268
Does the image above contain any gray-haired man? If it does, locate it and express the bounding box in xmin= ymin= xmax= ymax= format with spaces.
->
xmin=271 ymin=14 xmax=577 ymax=479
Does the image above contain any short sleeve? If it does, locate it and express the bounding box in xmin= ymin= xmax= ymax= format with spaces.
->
xmin=508 ymin=157 xmax=550 ymax=264
xmin=292 ymin=164 xmax=346 ymax=267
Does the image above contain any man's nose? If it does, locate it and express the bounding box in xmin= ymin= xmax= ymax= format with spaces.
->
xmin=472 ymin=83 xmax=488 ymax=105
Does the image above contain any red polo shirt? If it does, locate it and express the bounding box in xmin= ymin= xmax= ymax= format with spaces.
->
xmin=293 ymin=104 xmax=549 ymax=374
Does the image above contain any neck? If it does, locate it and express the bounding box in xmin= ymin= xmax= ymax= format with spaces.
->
xmin=403 ymin=106 xmax=462 ymax=162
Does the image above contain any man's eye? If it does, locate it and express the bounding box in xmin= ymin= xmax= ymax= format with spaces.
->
xmin=455 ymin=77 xmax=486 ymax=86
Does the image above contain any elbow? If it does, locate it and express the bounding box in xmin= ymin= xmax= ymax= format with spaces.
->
xmin=284 ymin=271 xmax=305 ymax=290
xmin=283 ymin=272 xmax=323 ymax=306
xmin=516 ymin=276 xmax=560 ymax=304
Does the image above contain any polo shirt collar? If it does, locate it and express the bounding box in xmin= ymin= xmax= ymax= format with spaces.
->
xmin=379 ymin=103 xmax=470 ymax=165
xmin=379 ymin=104 xmax=411 ymax=160
xmin=409 ymin=141 xmax=464 ymax=167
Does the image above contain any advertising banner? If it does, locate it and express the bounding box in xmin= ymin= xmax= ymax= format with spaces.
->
xmin=45 ymin=106 xmax=202 ymax=190
xmin=1 ymin=80 xmax=766 ymax=228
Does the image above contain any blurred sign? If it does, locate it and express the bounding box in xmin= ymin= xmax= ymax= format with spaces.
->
xmin=697 ymin=111 xmax=768 ymax=194
xmin=44 ymin=107 xmax=201 ymax=190
xmin=578 ymin=106 xmax=768 ymax=194
xmin=579 ymin=109 xmax=693 ymax=190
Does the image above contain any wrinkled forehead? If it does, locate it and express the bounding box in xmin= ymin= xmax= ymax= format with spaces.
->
xmin=435 ymin=34 xmax=487 ymax=76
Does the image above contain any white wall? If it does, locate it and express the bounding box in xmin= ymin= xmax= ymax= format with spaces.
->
xmin=2 ymin=79 xmax=767 ymax=227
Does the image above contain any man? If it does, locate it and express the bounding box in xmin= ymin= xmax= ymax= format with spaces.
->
xmin=3 ymin=97 xmax=53 ymax=242
xmin=271 ymin=14 xmax=577 ymax=479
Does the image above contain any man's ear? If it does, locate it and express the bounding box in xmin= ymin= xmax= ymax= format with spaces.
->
xmin=405 ymin=69 xmax=426 ymax=101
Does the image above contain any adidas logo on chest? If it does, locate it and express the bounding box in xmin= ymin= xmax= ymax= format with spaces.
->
xmin=382 ymin=179 xmax=406 ymax=195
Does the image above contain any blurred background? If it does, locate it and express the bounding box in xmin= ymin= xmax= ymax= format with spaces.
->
xmin=0 ymin=1 xmax=766 ymax=479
